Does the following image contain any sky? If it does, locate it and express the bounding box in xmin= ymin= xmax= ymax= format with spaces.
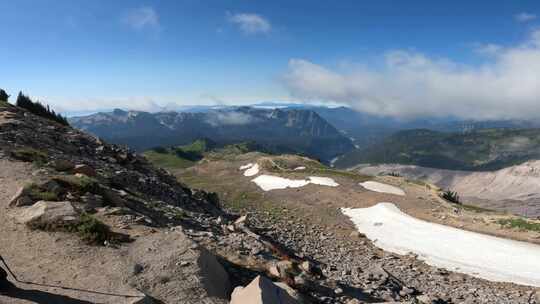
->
xmin=1 ymin=0 xmax=540 ymax=119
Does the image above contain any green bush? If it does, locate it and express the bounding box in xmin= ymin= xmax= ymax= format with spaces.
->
xmin=24 ymin=183 xmax=59 ymax=201
xmin=73 ymin=213 xmax=111 ymax=244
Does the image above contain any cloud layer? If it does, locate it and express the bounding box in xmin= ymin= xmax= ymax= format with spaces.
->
xmin=227 ymin=13 xmax=271 ymax=34
xmin=283 ymin=30 xmax=540 ymax=120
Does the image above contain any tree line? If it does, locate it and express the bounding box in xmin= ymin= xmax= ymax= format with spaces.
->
xmin=0 ymin=88 xmax=69 ymax=126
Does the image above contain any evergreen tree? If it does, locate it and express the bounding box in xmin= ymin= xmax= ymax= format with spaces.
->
xmin=0 ymin=89 xmax=9 ymax=102
xmin=16 ymin=92 xmax=69 ymax=126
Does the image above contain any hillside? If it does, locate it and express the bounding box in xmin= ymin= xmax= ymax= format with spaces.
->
xmin=336 ymin=128 xmax=540 ymax=170
xmin=70 ymin=107 xmax=355 ymax=162
xmin=357 ymin=161 xmax=540 ymax=218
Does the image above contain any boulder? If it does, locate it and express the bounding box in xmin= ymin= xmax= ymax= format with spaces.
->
xmin=230 ymin=275 xmax=299 ymax=304
xmin=72 ymin=164 xmax=97 ymax=177
xmin=8 ymin=186 xmax=33 ymax=207
xmin=18 ymin=201 xmax=79 ymax=229
xmin=52 ymin=159 xmax=75 ymax=172
xmin=129 ymin=229 xmax=231 ymax=303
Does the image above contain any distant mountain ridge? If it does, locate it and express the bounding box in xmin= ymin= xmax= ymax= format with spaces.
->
xmin=336 ymin=128 xmax=540 ymax=170
xmin=70 ymin=107 xmax=354 ymax=162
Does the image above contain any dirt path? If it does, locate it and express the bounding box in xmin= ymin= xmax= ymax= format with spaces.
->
xmin=0 ymin=159 xmax=143 ymax=304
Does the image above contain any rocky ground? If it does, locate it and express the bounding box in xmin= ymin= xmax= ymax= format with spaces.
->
xmin=174 ymin=153 xmax=540 ymax=304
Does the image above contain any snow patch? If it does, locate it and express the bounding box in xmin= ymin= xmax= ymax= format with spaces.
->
xmin=293 ymin=166 xmax=306 ymax=171
xmin=244 ymin=164 xmax=260 ymax=177
xmin=341 ymin=203 xmax=540 ymax=287
xmin=239 ymin=163 xmax=254 ymax=170
xmin=251 ymin=175 xmax=310 ymax=191
xmin=308 ymin=176 xmax=339 ymax=187
xmin=252 ymin=175 xmax=339 ymax=191
xmin=359 ymin=181 xmax=405 ymax=196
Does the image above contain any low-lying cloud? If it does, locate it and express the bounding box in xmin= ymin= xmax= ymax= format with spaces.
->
xmin=206 ymin=111 xmax=257 ymax=126
xmin=283 ymin=30 xmax=540 ymax=120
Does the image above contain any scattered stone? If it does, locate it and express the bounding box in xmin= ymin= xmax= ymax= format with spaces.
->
xmin=71 ymin=164 xmax=97 ymax=177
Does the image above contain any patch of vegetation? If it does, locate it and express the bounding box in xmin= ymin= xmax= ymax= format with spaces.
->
xmin=497 ymin=218 xmax=540 ymax=233
xmin=71 ymin=213 xmax=113 ymax=244
xmin=24 ymin=183 xmax=59 ymax=201
xmin=387 ymin=172 xmax=401 ymax=177
xmin=10 ymin=147 xmax=48 ymax=164
xmin=53 ymin=174 xmax=99 ymax=193
xmin=16 ymin=92 xmax=69 ymax=126
xmin=143 ymin=150 xmax=195 ymax=169
xmin=459 ymin=204 xmax=494 ymax=213
xmin=441 ymin=190 xmax=461 ymax=204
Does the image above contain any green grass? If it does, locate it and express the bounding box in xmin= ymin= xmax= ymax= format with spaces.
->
xmin=459 ymin=203 xmax=494 ymax=213
xmin=144 ymin=150 xmax=195 ymax=169
xmin=497 ymin=218 xmax=540 ymax=232
xmin=0 ymin=100 xmax=9 ymax=107
xmin=53 ymin=174 xmax=99 ymax=192
xmin=10 ymin=147 xmax=48 ymax=164
xmin=24 ymin=183 xmax=59 ymax=201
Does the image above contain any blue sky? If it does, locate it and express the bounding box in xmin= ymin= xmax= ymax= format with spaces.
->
xmin=1 ymin=1 xmax=540 ymax=118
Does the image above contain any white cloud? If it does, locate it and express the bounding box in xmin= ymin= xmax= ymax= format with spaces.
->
xmin=227 ymin=12 xmax=271 ymax=34
xmin=474 ymin=43 xmax=503 ymax=56
xmin=515 ymin=12 xmax=537 ymax=22
xmin=283 ymin=30 xmax=540 ymax=120
xmin=123 ymin=6 xmax=160 ymax=30
xmin=205 ymin=111 xmax=257 ymax=126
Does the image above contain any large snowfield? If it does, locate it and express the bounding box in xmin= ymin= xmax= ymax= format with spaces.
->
xmin=342 ymin=203 xmax=540 ymax=287
xmin=359 ymin=181 xmax=405 ymax=196
xmin=251 ymin=175 xmax=339 ymax=191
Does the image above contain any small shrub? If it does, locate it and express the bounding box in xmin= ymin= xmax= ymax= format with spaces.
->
xmin=441 ymin=190 xmax=461 ymax=204
xmin=16 ymin=92 xmax=69 ymax=126
xmin=73 ymin=213 xmax=112 ymax=244
xmin=388 ymin=172 xmax=401 ymax=177
xmin=53 ymin=174 xmax=99 ymax=193
xmin=10 ymin=148 xmax=48 ymax=164
xmin=24 ymin=183 xmax=59 ymax=201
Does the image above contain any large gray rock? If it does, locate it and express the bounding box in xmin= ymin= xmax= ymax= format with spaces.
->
xmin=230 ymin=275 xmax=299 ymax=304
xmin=18 ymin=201 xmax=79 ymax=229
xmin=128 ymin=228 xmax=231 ymax=303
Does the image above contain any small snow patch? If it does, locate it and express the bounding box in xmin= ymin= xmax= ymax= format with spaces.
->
xmin=239 ymin=163 xmax=254 ymax=170
xmin=359 ymin=181 xmax=405 ymax=196
xmin=251 ymin=175 xmax=339 ymax=191
xmin=251 ymin=175 xmax=309 ymax=191
xmin=293 ymin=166 xmax=306 ymax=171
xmin=308 ymin=176 xmax=339 ymax=187
xmin=342 ymin=203 xmax=540 ymax=287
xmin=243 ymin=164 xmax=260 ymax=177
